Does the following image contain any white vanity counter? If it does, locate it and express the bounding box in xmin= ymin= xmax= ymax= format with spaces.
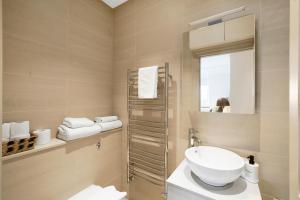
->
xmin=167 ymin=160 xmax=262 ymax=200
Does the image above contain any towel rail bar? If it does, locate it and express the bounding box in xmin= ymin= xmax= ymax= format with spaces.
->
xmin=128 ymin=108 xmax=166 ymax=112
xmin=129 ymin=104 xmax=165 ymax=108
xmin=130 ymin=136 xmax=165 ymax=145
xmin=130 ymin=131 xmax=165 ymax=139
xmin=129 ymin=169 xmax=164 ymax=186
xmin=128 ymin=99 xmax=163 ymax=102
xmin=129 ymin=104 xmax=166 ymax=108
xmin=129 ymin=151 xmax=165 ymax=162
xmin=129 ymin=157 xmax=165 ymax=170
xmin=129 ymin=119 xmax=166 ymax=125
xmin=129 ymin=162 xmax=165 ymax=175
xmin=130 ymin=146 xmax=165 ymax=158
xmin=129 ymin=123 xmax=166 ymax=130
xmin=129 ymin=74 xmax=167 ymax=79
xmin=129 ymin=125 xmax=166 ymax=134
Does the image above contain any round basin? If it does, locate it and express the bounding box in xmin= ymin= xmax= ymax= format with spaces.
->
xmin=185 ymin=146 xmax=245 ymax=187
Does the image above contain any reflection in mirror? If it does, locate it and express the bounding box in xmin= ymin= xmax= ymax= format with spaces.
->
xmin=200 ymin=49 xmax=255 ymax=114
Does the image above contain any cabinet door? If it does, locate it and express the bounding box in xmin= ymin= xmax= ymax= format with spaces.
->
xmin=225 ymin=15 xmax=255 ymax=42
xmin=189 ymin=22 xmax=224 ymax=50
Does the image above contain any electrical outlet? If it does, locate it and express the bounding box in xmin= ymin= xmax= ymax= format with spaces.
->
xmin=96 ymin=139 xmax=103 ymax=150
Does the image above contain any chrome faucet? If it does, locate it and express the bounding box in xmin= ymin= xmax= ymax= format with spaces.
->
xmin=188 ymin=128 xmax=201 ymax=147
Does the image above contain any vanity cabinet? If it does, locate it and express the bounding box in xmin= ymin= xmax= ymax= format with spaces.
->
xmin=189 ymin=15 xmax=255 ymax=51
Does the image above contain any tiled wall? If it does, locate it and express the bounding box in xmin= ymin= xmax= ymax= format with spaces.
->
xmin=3 ymin=0 xmax=114 ymax=136
xmin=2 ymin=0 xmax=123 ymax=199
xmin=2 ymin=132 xmax=123 ymax=200
xmin=113 ymin=0 xmax=289 ymax=200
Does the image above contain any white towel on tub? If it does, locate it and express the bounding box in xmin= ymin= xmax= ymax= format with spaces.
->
xmin=63 ymin=117 xmax=94 ymax=129
xmin=138 ymin=66 xmax=158 ymax=99
xmin=57 ymin=124 xmax=101 ymax=141
xmin=98 ymin=120 xmax=123 ymax=132
xmin=95 ymin=116 xmax=118 ymax=123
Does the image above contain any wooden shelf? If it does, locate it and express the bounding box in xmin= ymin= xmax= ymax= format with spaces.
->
xmin=63 ymin=128 xmax=123 ymax=143
xmin=2 ymin=128 xmax=123 ymax=161
xmin=2 ymin=138 xmax=66 ymax=161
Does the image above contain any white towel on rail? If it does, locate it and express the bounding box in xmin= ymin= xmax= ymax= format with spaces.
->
xmin=63 ymin=117 xmax=94 ymax=129
xmin=57 ymin=124 xmax=101 ymax=141
xmin=98 ymin=120 xmax=123 ymax=132
xmin=138 ymin=66 xmax=158 ymax=99
xmin=95 ymin=116 xmax=118 ymax=123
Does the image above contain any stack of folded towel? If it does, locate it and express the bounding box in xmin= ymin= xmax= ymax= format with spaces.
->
xmin=2 ymin=121 xmax=30 ymax=142
xmin=69 ymin=184 xmax=127 ymax=200
xmin=95 ymin=116 xmax=122 ymax=132
xmin=57 ymin=118 xmax=101 ymax=141
xmin=57 ymin=116 xmax=123 ymax=141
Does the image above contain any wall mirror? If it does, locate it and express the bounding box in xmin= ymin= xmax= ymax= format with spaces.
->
xmin=200 ymin=49 xmax=255 ymax=114
xmin=187 ymin=15 xmax=256 ymax=114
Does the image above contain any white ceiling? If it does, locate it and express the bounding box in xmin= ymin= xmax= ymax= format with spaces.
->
xmin=102 ymin=0 xmax=128 ymax=8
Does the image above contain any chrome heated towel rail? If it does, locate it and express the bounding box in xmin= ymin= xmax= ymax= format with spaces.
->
xmin=127 ymin=63 xmax=169 ymax=193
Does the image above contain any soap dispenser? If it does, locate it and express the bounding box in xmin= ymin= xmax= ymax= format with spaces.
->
xmin=241 ymin=155 xmax=259 ymax=184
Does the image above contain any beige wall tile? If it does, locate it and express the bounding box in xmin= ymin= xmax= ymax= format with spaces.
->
xmin=3 ymin=34 xmax=69 ymax=79
xmin=3 ymin=0 xmax=68 ymax=49
xmin=257 ymin=70 xmax=289 ymax=113
xmin=3 ymin=0 xmax=114 ymax=136
xmin=114 ymin=0 xmax=290 ymax=199
xmin=2 ymin=0 xmax=121 ymax=199
xmin=2 ymin=132 xmax=123 ymax=200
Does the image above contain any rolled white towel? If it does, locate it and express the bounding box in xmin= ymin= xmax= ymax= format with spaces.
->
xmin=95 ymin=116 xmax=118 ymax=123
xmin=57 ymin=124 xmax=102 ymax=141
xmin=63 ymin=117 xmax=94 ymax=129
xmin=2 ymin=123 xmax=11 ymax=140
xmin=10 ymin=121 xmax=30 ymax=140
xmin=98 ymin=120 xmax=122 ymax=132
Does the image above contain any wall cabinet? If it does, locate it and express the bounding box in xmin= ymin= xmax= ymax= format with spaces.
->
xmin=225 ymin=15 xmax=255 ymax=42
xmin=189 ymin=22 xmax=224 ymax=50
xmin=189 ymin=15 xmax=255 ymax=51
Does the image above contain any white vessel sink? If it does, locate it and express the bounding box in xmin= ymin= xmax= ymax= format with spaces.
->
xmin=185 ymin=146 xmax=245 ymax=187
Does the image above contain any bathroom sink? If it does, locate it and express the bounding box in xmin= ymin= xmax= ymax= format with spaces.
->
xmin=185 ymin=146 xmax=245 ymax=187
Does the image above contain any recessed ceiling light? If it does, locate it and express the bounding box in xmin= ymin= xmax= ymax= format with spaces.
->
xmin=102 ymin=0 xmax=128 ymax=9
